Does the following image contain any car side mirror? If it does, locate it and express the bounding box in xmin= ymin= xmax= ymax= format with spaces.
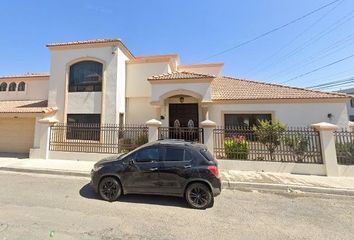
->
xmin=128 ymin=159 xmax=135 ymax=166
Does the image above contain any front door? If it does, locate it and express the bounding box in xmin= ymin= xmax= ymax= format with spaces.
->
xmin=168 ymin=103 xmax=200 ymax=141
xmin=169 ymin=103 xmax=199 ymax=128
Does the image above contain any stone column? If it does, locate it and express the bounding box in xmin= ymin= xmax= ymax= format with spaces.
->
xmin=311 ymin=122 xmax=339 ymax=177
xmin=37 ymin=117 xmax=59 ymax=159
xmin=349 ymin=121 xmax=354 ymax=131
xmin=146 ymin=119 xmax=162 ymax=143
xmin=200 ymin=119 xmax=217 ymax=152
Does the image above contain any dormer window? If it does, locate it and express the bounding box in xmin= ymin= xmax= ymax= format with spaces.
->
xmin=0 ymin=82 xmax=7 ymax=91
xmin=18 ymin=82 xmax=26 ymax=91
xmin=9 ymin=82 xmax=16 ymax=91
xmin=69 ymin=61 xmax=103 ymax=92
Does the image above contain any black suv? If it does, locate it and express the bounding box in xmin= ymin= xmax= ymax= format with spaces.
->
xmin=90 ymin=140 xmax=221 ymax=209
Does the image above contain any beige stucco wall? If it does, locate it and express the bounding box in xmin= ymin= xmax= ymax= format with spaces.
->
xmin=126 ymin=97 xmax=156 ymax=124
xmin=67 ymin=92 xmax=102 ymax=114
xmin=178 ymin=65 xmax=223 ymax=76
xmin=126 ymin=62 xmax=170 ymax=98
xmin=209 ymin=101 xmax=349 ymax=128
xmin=150 ymin=82 xmax=212 ymax=103
xmin=0 ymin=79 xmax=48 ymax=101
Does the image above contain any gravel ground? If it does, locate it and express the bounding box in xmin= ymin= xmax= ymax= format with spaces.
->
xmin=0 ymin=171 xmax=353 ymax=240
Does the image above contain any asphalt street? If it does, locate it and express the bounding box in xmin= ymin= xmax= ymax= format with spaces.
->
xmin=0 ymin=171 xmax=353 ymax=240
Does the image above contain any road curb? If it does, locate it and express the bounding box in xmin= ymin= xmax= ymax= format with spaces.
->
xmin=0 ymin=167 xmax=90 ymax=178
xmin=222 ymin=181 xmax=354 ymax=196
xmin=1 ymin=167 xmax=353 ymax=197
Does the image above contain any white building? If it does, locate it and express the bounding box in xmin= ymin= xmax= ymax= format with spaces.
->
xmin=0 ymin=38 xmax=351 ymax=157
xmin=337 ymin=88 xmax=354 ymax=121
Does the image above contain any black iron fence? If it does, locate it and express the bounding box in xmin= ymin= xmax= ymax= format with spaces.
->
xmin=158 ymin=127 xmax=204 ymax=143
xmin=213 ymin=126 xmax=323 ymax=164
xmin=49 ymin=124 xmax=148 ymax=154
xmin=335 ymin=129 xmax=354 ymax=165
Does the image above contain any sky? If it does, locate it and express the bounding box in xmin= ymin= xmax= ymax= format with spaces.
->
xmin=0 ymin=0 xmax=354 ymax=90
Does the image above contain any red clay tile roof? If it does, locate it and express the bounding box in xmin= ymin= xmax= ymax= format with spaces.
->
xmin=0 ymin=100 xmax=57 ymax=113
xmin=211 ymin=76 xmax=349 ymax=100
xmin=148 ymin=71 xmax=215 ymax=80
xmin=0 ymin=73 xmax=49 ymax=80
xmin=46 ymin=38 xmax=121 ymax=47
xmin=46 ymin=38 xmax=134 ymax=58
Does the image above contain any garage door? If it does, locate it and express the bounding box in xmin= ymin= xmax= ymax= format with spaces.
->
xmin=0 ymin=118 xmax=35 ymax=153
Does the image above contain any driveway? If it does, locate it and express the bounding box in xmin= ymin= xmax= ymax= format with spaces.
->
xmin=0 ymin=171 xmax=353 ymax=240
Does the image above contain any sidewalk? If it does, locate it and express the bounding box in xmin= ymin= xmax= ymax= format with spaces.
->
xmin=221 ymin=170 xmax=354 ymax=196
xmin=0 ymin=157 xmax=93 ymax=177
xmin=1 ymin=157 xmax=354 ymax=196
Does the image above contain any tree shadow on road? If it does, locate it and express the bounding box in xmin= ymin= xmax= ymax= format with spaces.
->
xmin=79 ymin=183 xmax=189 ymax=208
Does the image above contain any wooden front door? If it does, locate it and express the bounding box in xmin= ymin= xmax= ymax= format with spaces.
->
xmin=169 ymin=103 xmax=199 ymax=127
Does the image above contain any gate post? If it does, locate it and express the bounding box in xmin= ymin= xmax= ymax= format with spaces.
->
xmin=37 ymin=117 xmax=58 ymax=159
xmin=146 ymin=119 xmax=162 ymax=143
xmin=201 ymin=120 xmax=216 ymax=152
xmin=311 ymin=122 xmax=339 ymax=177
xmin=349 ymin=121 xmax=354 ymax=131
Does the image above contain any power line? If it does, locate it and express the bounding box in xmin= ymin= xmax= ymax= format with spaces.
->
xmin=281 ymin=53 xmax=354 ymax=84
xmin=263 ymin=9 xmax=354 ymax=79
xmin=246 ymin=0 xmax=344 ymax=76
xmin=198 ymin=0 xmax=342 ymax=62
xmin=309 ymin=76 xmax=354 ymax=89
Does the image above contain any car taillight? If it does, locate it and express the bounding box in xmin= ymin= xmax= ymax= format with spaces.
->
xmin=207 ymin=166 xmax=219 ymax=177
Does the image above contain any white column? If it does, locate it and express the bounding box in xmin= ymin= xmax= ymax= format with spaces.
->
xmin=146 ymin=119 xmax=162 ymax=143
xmin=200 ymin=119 xmax=216 ymax=152
xmin=35 ymin=117 xmax=59 ymax=159
xmin=349 ymin=121 xmax=354 ymax=131
xmin=311 ymin=122 xmax=339 ymax=177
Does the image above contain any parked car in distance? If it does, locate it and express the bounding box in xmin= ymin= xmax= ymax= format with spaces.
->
xmin=90 ymin=139 xmax=221 ymax=209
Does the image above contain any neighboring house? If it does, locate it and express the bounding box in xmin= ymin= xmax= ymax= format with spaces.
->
xmin=0 ymin=38 xmax=351 ymax=156
xmin=337 ymin=88 xmax=354 ymax=121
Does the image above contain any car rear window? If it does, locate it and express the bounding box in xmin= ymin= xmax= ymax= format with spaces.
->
xmin=200 ymin=149 xmax=215 ymax=162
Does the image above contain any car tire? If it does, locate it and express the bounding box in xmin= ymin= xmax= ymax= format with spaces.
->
xmin=98 ymin=176 xmax=122 ymax=202
xmin=185 ymin=182 xmax=213 ymax=209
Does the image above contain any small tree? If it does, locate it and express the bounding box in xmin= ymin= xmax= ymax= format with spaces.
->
xmin=253 ymin=120 xmax=286 ymax=160
xmin=284 ymin=134 xmax=309 ymax=162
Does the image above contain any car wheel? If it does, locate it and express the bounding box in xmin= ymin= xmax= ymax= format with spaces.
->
xmin=99 ymin=177 xmax=122 ymax=202
xmin=185 ymin=183 xmax=213 ymax=209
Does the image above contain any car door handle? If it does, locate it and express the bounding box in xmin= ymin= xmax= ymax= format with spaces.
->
xmin=184 ymin=165 xmax=192 ymax=169
xmin=149 ymin=167 xmax=158 ymax=171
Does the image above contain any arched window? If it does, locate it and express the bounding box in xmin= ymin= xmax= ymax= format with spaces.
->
xmin=18 ymin=82 xmax=26 ymax=91
xmin=0 ymin=82 xmax=7 ymax=91
xmin=69 ymin=61 xmax=103 ymax=92
xmin=8 ymin=82 xmax=16 ymax=91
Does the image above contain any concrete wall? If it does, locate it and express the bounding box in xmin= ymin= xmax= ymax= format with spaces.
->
xmin=218 ymin=160 xmax=326 ymax=175
xmin=0 ymin=79 xmax=48 ymax=101
xmin=209 ymin=102 xmax=349 ymax=128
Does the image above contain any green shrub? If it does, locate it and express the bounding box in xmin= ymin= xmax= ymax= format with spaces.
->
xmin=254 ymin=120 xmax=286 ymax=160
xmin=135 ymin=132 xmax=148 ymax=146
xmin=224 ymin=135 xmax=249 ymax=160
xmin=336 ymin=142 xmax=354 ymax=161
xmin=284 ymin=134 xmax=309 ymax=162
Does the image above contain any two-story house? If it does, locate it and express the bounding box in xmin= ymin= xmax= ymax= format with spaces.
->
xmin=0 ymin=38 xmax=351 ymax=158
